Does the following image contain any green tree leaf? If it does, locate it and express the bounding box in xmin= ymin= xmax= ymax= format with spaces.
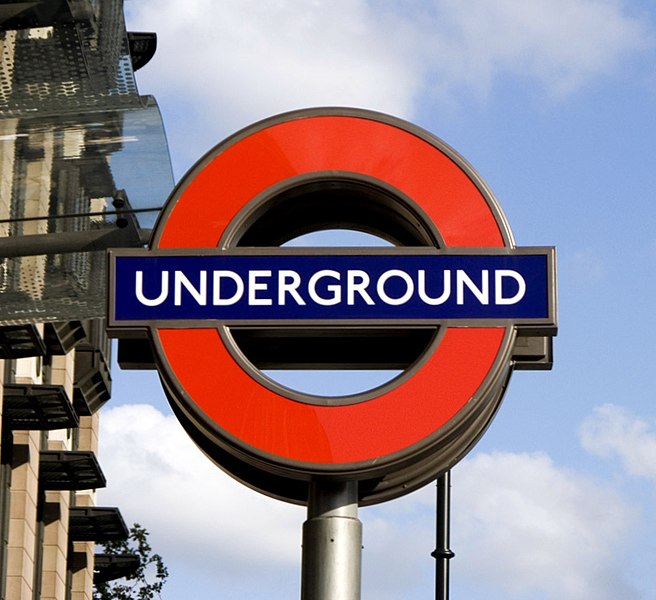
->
xmin=93 ymin=523 xmax=168 ymax=600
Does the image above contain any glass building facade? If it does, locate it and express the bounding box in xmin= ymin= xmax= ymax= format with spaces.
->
xmin=0 ymin=1 xmax=173 ymax=598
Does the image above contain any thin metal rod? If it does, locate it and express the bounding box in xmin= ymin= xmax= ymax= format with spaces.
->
xmin=0 ymin=226 xmax=151 ymax=258
xmin=301 ymin=480 xmax=362 ymax=600
xmin=0 ymin=206 xmax=162 ymax=225
xmin=432 ymin=471 xmax=455 ymax=600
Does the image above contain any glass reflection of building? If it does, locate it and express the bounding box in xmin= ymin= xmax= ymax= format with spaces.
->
xmin=0 ymin=1 xmax=173 ymax=598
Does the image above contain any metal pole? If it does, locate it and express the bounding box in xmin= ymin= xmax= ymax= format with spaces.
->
xmin=301 ymin=480 xmax=362 ymax=600
xmin=432 ymin=471 xmax=455 ymax=600
xmin=0 ymin=226 xmax=151 ymax=258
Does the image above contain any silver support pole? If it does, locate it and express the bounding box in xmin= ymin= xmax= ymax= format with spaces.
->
xmin=301 ymin=480 xmax=362 ymax=600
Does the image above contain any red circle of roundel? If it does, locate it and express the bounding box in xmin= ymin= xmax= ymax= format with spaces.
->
xmin=152 ymin=110 xmax=509 ymax=468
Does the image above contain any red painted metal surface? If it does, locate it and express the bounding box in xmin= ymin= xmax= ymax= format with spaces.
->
xmin=153 ymin=112 xmax=508 ymax=468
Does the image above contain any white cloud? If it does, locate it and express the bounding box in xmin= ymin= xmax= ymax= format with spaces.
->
xmin=98 ymin=403 xmax=441 ymax=597
xmin=580 ymin=403 xmax=656 ymax=479
xmin=98 ymin=405 xmax=640 ymax=599
xmin=122 ymin=0 xmax=651 ymax=173
xmin=125 ymin=0 xmax=651 ymax=119
xmin=99 ymin=403 xmax=440 ymax=597
xmin=98 ymin=404 xmax=305 ymax=581
xmin=417 ymin=0 xmax=651 ymax=98
xmin=125 ymin=0 xmax=422 ymax=126
xmin=360 ymin=487 xmax=436 ymax=599
xmin=452 ymin=451 xmax=638 ymax=599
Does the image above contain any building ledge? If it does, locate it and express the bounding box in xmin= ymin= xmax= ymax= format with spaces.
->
xmin=39 ymin=450 xmax=106 ymax=491
xmin=94 ymin=553 xmax=140 ymax=584
xmin=69 ymin=507 xmax=129 ymax=542
xmin=2 ymin=382 xmax=78 ymax=430
xmin=0 ymin=324 xmax=46 ymax=359
xmin=43 ymin=321 xmax=88 ymax=355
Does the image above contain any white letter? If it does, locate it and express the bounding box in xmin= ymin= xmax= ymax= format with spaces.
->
xmin=495 ymin=270 xmax=526 ymax=305
xmin=213 ymin=271 xmax=244 ymax=305
xmin=174 ymin=271 xmax=207 ymax=306
xmin=418 ymin=270 xmax=451 ymax=305
xmin=377 ymin=270 xmax=414 ymax=305
xmin=457 ymin=270 xmax=489 ymax=305
xmin=308 ymin=270 xmax=341 ymax=306
xmin=249 ymin=270 xmax=272 ymax=305
xmin=347 ymin=270 xmax=374 ymax=305
xmin=278 ymin=270 xmax=306 ymax=305
xmin=135 ymin=271 xmax=169 ymax=306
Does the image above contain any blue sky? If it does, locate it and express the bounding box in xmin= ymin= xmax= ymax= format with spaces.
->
xmin=99 ymin=1 xmax=656 ymax=598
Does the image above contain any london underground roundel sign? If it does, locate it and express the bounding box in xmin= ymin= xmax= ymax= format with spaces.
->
xmin=108 ymin=108 xmax=556 ymax=505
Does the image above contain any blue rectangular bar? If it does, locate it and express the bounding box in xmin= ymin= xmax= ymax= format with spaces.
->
xmin=111 ymin=252 xmax=552 ymax=323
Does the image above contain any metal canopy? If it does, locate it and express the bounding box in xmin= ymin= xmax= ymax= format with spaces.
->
xmin=43 ymin=320 xmax=88 ymax=355
xmin=0 ymin=0 xmax=139 ymax=115
xmin=39 ymin=450 xmax=106 ymax=490
xmin=68 ymin=507 xmax=128 ymax=542
xmin=73 ymin=346 xmax=111 ymax=416
xmin=2 ymin=382 xmax=78 ymax=430
xmin=93 ymin=553 xmax=140 ymax=584
xmin=127 ymin=32 xmax=156 ymax=72
xmin=0 ymin=324 xmax=47 ymax=359
xmin=0 ymin=1 xmax=100 ymax=34
xmin=0 ymin=0 xmax=174 ymax=325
